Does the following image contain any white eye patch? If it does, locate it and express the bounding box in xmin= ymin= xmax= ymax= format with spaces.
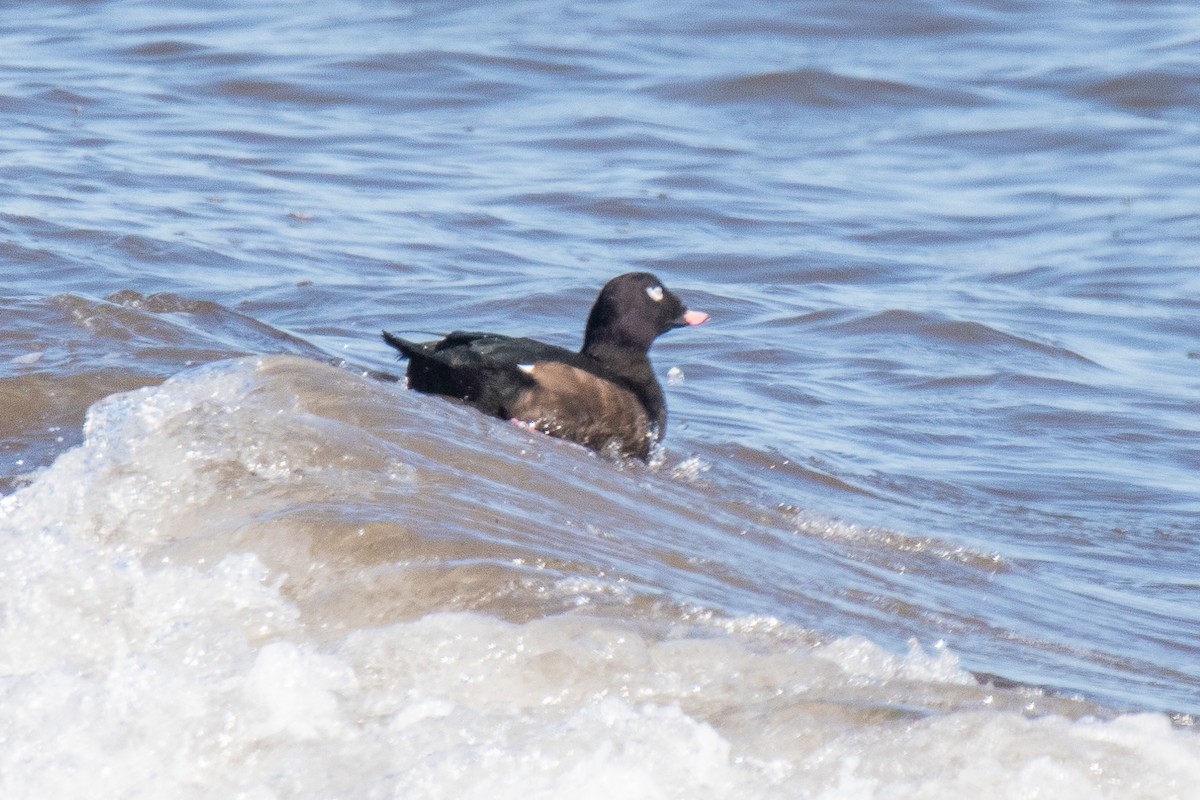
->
xmin=645 ymin=285 xmax=664 ymax=302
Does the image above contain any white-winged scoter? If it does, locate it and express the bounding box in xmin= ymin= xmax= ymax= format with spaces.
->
xmin=382 ymin=272 xmax=708 ymax=460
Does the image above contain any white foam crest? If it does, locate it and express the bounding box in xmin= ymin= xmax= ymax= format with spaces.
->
xmin=799 ymin=708 xmax=1200 ymax=800
xmin=669 ymin=455 xmax=712 ymax=482
xmin=2 ymin=544 xmax=1199 ymax=800
xmin=242 ymin=641 xmax=358 ymax=741
xmin=0 ymin=534 xmax=305 ymax=798
xmin=336 ymin=613 xmax=1200 ymax=800
xmin=2 ymin=356 xmax=411 ymax=557
xmin=2 ymin=358 xmax=259 ymax=548
xmin=816 ymin=635 xmax=975 ymax=685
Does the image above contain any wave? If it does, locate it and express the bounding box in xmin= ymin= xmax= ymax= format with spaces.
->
xmin=659 ymin=68 xmax=987 ymax=110
xmin=3 ymin=356 xmax=1198 ymax=797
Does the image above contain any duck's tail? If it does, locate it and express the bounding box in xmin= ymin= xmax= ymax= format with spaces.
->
xmin=381 ymin=330 xmax=422 ymax=359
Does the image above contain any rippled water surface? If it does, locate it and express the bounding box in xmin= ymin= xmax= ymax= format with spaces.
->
xmin=3 ymin=0 xmax=1200 ymax=796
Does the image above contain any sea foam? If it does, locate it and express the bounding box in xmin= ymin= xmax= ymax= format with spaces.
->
xmin=2 ymin=357 xmax=1197 ymax=799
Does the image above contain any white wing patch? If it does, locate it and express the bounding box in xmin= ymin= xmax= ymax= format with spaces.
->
xmin=646 ymin=285 xmax=664 ymax=302
xmin=517 ymin=363 xmax=536 ymax=374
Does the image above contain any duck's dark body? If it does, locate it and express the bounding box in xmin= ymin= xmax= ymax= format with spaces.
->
xmin=382 ymin=272 xmax=707 ymax=460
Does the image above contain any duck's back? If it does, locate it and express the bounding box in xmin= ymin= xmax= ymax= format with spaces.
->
xmin=383 ymin=330 xmax=656 ymax=458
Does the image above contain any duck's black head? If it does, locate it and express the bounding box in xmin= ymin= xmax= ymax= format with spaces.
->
xmin=581 ymin=272 xmax=707 ymax=357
